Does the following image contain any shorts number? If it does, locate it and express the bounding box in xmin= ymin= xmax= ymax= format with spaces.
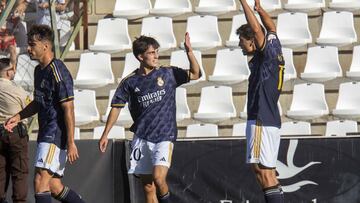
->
xmin=132 ymin=148 xmax=141 ymax=161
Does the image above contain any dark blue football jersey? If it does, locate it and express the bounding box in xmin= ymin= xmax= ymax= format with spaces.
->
xmin=34 ymin=59 xmax=74 ymax=149
xmin=111 ymin=66 xmax=189 ymax=143
xmin=247 ymin=32 xmax=285 ymax=128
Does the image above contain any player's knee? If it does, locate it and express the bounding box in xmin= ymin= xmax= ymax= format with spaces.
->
xmin=153 ymin=175 xmax=166 ymax=188
xmin=34 ymin=175 xmax=49 ymax=193
xmin=49 ymin=183 xmax=63 ymax=196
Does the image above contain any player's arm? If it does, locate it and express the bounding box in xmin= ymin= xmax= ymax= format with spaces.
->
xmin=99 ymin=107 xmax=121 ymax=153
xmin=254 ymin=0 xmax=276 ymax=33
xmin=239 ymin=0 xmax=265 ymax=49
xmin=183 ymin=32 xmax=201 ymax=80
xmin=61 ymin=100 xmax=79 ymax=164
xmin=4 ymin=100 xmax=38 ymax=132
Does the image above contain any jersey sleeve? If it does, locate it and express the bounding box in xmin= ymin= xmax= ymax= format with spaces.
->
xmin=261 ymin=32 xmax=285 ymax=73
xmin=52 ymin=61 xmax=74 ymax=103
xmin=111 ymin=80 xmax=130 ymax=108
xmin=171 ymin=66 xmax=190 ymax=87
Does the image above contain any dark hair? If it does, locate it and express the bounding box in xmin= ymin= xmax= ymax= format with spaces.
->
xmin=0 ymin=58 xmax=11 ymax=72
xmin=27 ymin=24 xmax=54 ymax=44
xmin=132 ymin=36 xmax=160 ymax=60
xmin=236 ymin=24 xmax=256 ymax=40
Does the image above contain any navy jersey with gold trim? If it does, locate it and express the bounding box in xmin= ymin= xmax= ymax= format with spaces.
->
xmin=111 ymin=66 xmax=189 ymax=143
xmin=247 ymin=32 xmax=285 ymax=128
xmin=34 ymin=59 xmax=74 ymax=149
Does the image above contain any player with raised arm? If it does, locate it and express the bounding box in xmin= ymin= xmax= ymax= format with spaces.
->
xmin=99 ymin=33 xmax=200 ymax=203
xmin=238 ymin=0 xmax=285 ymax=202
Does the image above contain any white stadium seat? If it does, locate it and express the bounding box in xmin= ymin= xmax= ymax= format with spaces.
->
xmin=186 ymin=124 xmax=219 ymax=137
xmin=118 ymin=52 xmax=140 ymax=82
xmin=101 ymin=89 xmax=133 ymax=125
xmin=195 ymin=0 xmax=236 ymax=15
xmin=74 ymin=52 xmax=114 ymax=89
xmin=325 ymin=120 xmax=358 ymax=137
xmin=141 ymin=17 xmax=176 ymax=52
xmin=176 ymin=88 xmax=191 ymax=121
xmin=287 ymin=83 xmax=329 ymax=120
xmin=181 ymin=15 xmax=222 ymax=50
xmin=74 ymin=127 xmax=80 ymax=140
xmin=280 ymin=121 xmax=311 ymax=136
xmin=89 ymin=18 xmax=131 ymax=52
xmin=346 ymin=45 xmax=360 ymax=80
xmin=208 ymin=48 xmax=250 ymax=84
xmin=240 ymin=0 xmax=281 ymax=12
xmin=282 ymin=48 xmax=297 ymax=81
xmin=316 ymin=11 xmax=357 ymax=46
xmin=113 ymin=0 xmax=151 ymax=19
xmin=277 ymin=12 xmax=312 ymax=48
xmin=170 ymin=50 xmax=206 ymax=86
xmin=329 ymin=0 xmax=360 ymax=11
xmin=332 ymin=82 xmax=360 ymax=119
xmin=226 ymin=14 xmax=261 ymax=47
xmin=93 ymin=126 xmax=126 ymax=139
xmin=74 ymin=90 xmax=99 ymax=126
xmin=301 ymin=46 xmax=342 ymax=82
xmin=232 ymin=123 xmax=246 ymax=137
xmin=284 ymin=0 xmax=325 ymax=12
xmin=150 ymin=0 xmax=192 ymax=17
xmin=194 ymin=86 xmax=236 ymax=122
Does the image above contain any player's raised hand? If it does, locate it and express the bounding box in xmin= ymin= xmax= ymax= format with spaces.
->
xmin=4 ymin=114 xmax=20 ymax=132
xmin=67 ymin=142 xmax=79 ymax=164
xmin=99 ymin=135 xmax=108 ymax=153
xmin=184 ymin=32 xmax=193 ymax=53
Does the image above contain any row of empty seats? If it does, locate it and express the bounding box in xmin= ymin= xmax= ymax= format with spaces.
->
xmin=187 ymin=120 xmax=359 ymax=138
xmin=91 ymin=11 xmax=358 ymax=52
xmin=71 ymin=45 xmax=360 ymax=89
xmin=73 ymin=82 xmax=360 ymax=126
xmin=112 ymin=0 xmax=360 ymax=19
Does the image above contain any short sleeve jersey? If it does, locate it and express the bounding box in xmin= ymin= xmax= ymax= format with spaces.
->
xmin=111 ymin=66 xmax=189 ymax=143
xmin=247 ymin=32 xmax=285 ymax=128
xmin=34 ymin=59 xmax=74 ymax=149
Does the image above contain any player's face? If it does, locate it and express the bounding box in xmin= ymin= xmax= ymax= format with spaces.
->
xmin=27 ymin=37 xmax=47 ymax=61
xmin=139 ymin=45 xmax=159 ymax=69
xmin=239 ymin=36 xmax=255 ymax=55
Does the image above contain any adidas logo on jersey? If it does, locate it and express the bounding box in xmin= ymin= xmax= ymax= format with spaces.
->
xmin=38 ymin=158 xmax=44 ymax=163
xmin=160 ymin=157 xmax=166 ymax=162
xmin=135 ymin=87 xmax=140 ymax=92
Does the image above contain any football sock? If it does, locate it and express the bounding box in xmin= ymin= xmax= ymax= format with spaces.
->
xmin=35 ymin=191 xmax=52 ymax=203
xmin=263 ymin=184 xmax=284 ymax=203
xmin=54 ymin=186 xmax=85 ymax=203
xmin=158 ymin=191 xmax=170 ymax=203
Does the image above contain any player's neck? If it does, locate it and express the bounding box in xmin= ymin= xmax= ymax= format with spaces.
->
xmin=139 ymin=65 xmax=155 ymax=76
xmin=39 ymin=52 xmax=54 ymax=68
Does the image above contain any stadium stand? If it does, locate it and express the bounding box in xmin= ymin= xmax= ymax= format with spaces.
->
xmin=176 ymin=87 xmax=191 ymax=121
xmin=74 ymin=89 xmax=99 ymax=126
xmin=328 ymin=0 xmax=360 ymax=12
xmin=150 ymin=0 xmax=192 ymax=17
xmin=194 ymin=0 xmax=236 ymax=15
xmin=112 ymin=0 xmax=151 ymax=19
xmin=186 ymin=123 xmax=219 ymax=137
xmin=346 ymin=45 xmax=360 ymax=80
xmin=118 ymin=52 xmax=140 ymax=82
xmin=226 ymin=13 xmax=261 ymax=47
xmin=282 ymin=48 xmax=297 ymax=81
xmin=93 ymin=125 xmax=126 ymax=139
xmin=332 ymin=82 xmax=360 ymax=119
xmin=325 ymin=120 xmax=358 ymax=137
xmin=101 ymin=89 xmax=133 ymax=125
xmin=279 ymin=121 xmax=312 ymax=136
xmin=283 ymin=0 xmax=325 ymax=12
xmin=232 ymin=122 xmax=246 ymax=137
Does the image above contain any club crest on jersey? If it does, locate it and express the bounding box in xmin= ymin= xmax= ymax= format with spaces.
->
xmin=157 ymin=77 xmax=164 ymax=87
xmin=278 ymin=54 xmax=284 ymax=62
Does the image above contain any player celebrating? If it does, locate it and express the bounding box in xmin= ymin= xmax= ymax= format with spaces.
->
xmin=4 ymin=25 xmax=85 ymax=203
xmin=238 ymin=0 xmax=285 ymax=202
xmin=99 ymin=33 xmax=200 ymax=203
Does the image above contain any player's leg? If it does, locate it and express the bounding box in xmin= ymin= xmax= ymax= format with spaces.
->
xmin=50 ymin=177 xmax=85 ymax=203
xmin=246 ymin=120 xmax=284 ymax=203
xmin=152 ymin=141 xmax=173 ymax=203
xmin=34 ymin=168 xmax=53 ymax=203
xmin=140 ymin=175 xmax=158 ymax=203
xmin=129 ymin=137 xmax=156 ymax=203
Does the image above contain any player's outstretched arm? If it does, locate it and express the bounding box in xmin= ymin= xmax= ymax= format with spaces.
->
xmin=4 ymin=100 xmax=38 ymax=132
xmin=61 ymin=100 xmax=79 ymax=164
xmin=254 ymin=0 xmax=276 ymax=33
xmin=99 ymin=107 xmax=121 ymax=153
xmin=239 ymin=0 xmax=265 ymax=48
xmin=184 ymin=32 xmax=201 ymax=80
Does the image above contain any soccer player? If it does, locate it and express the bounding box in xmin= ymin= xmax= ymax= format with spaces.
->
xmin=99 ymin=33 xmax=201 ymax=203
xmin=4 ymin=25 xmax=85 ymax=203
xmin=237 ymin=0 xmax=285 ymax=202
